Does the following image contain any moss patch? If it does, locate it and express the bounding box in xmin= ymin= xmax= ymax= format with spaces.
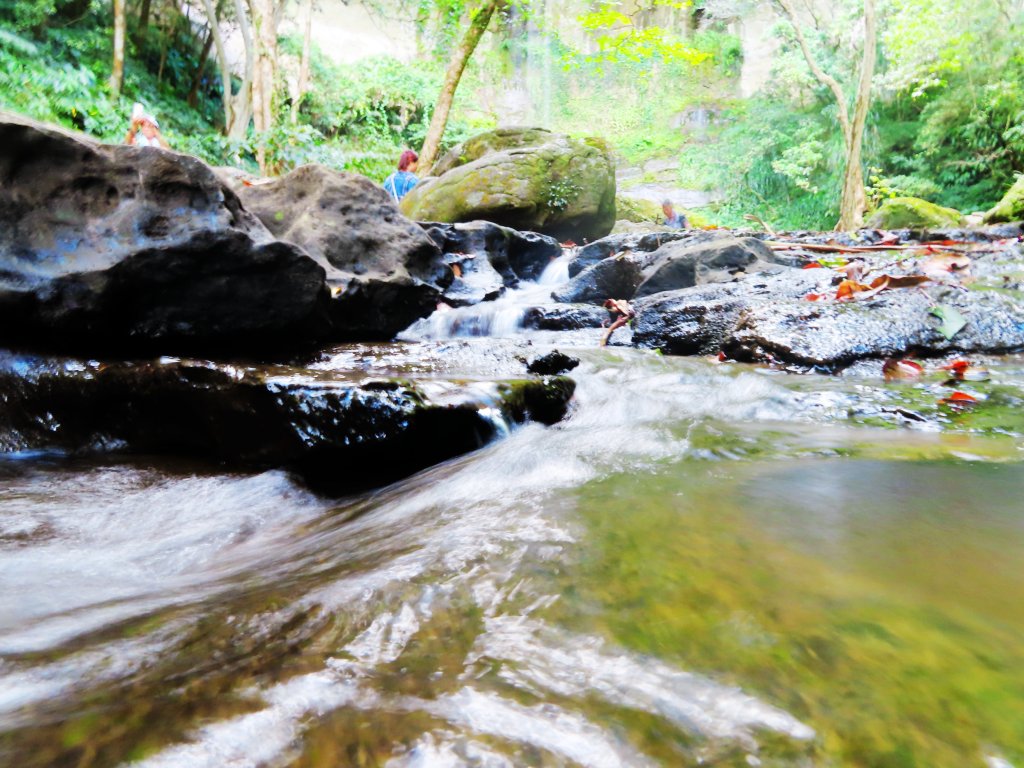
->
xmin=983 ymin=175 xmax=1024 ymax=223
xmin=867 ymin=197 xmax=966 ymax=229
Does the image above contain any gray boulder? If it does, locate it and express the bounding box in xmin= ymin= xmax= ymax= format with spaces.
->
xmin=0 ymin=113 xmax=330 ymax=356
xmin=551 ymin=252 xmax=647 ymax=304
xmin=400 ymin=128 xmax=616 ymax=242
xmin=634 ymin=236 xmax=777 ymax=298
xmin=421 ymin=220 xmax=562 ymax=306
xmin=632 ymin=268 xmax=831 ymax=355
xmin=568 ymin=230 xmax=695 ymax=277
xmin=238 ymin=164 xmax=450 ymax=340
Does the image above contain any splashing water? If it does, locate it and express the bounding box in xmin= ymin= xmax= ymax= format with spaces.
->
xmin=400 ymin=254 xmax=572 ymax=341
xmin=2 ymin=342 xmax=1024 ymax=765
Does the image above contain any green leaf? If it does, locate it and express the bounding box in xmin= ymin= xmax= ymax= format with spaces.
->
xmin=929 ymin=304 xmax=967 ymax=339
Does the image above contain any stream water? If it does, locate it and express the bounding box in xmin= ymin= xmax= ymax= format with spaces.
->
xmin=2 ymin=264 xmax=1024 ymax=767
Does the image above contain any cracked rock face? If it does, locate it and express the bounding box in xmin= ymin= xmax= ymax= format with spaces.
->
xmin=0 ymin=114 xmax=331 ymax=356
xmin=238 ymin=164 xmax=452 ymax=340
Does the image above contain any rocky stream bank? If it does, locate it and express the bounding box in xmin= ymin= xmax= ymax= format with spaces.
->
xmin=3 ymin=112 xmax=1024 ymax=494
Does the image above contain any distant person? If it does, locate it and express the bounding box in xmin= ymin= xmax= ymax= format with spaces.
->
xmin=600 ymin=298 xmax=636 ymax=346
xmin=662 ymin=199 xmax=688 ymax=229
xmin=383 ymin=150 xmax=419 ymax=202
xmin=124 ymin=103 xmax=169 ymax=149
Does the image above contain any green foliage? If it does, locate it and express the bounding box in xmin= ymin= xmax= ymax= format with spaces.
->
xmin=546 ymin=177 xmax=582 ymax=211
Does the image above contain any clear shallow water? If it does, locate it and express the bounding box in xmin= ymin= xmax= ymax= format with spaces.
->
xmin=3 ymin=281 xmax=1024 ymax=766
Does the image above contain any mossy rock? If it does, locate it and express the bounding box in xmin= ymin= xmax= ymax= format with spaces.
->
xmin=404 ymin=128 xmax=616 ymax=242
xmin=866 ymin=197 xmax=966 ymax=229
xmin=431 ymin=127 xmax=557 ymax=176
xmin=983 ymin=175 xmax=1024 ymax=223
xmin=616 ymin=196 xmax=663 ymax=223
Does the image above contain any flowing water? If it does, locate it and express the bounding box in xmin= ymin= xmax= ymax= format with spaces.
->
xmin=2 ymin=266 xmax=1024 ymax=768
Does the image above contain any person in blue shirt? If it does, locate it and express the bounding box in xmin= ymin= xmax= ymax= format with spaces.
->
xmin=383 ymin=150 xmax=419 ymax=202
xmin=661 ymin=199 xmax=688 ymax=229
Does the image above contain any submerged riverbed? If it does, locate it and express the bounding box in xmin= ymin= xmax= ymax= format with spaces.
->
xmin=1 ymin=340 xmax=1023 ymax=768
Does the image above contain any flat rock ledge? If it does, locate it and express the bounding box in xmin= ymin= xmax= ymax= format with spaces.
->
xmin=0 ymin=352 xmax=575 ymax=493
xmin=631 ymin=266 xmax=1024 ymax=368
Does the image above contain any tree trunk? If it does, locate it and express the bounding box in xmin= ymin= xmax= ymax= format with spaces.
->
xmin=291 ymin=0 xmax=313 ymax=124
xmin=249 ymin=0 xmax=279 ymax=173
xmin=200 ymin=0 xmax=231 ymax=132
xmin=188 ymin=27 xmax=215 ymax=107
xmin=230 ymin=0 xmax=256 ymax=140
xmin=418 ymin=0 xmax=497 ymax=173
xmin=136 ymin=0 xmax=152 ymax=45
xmin=837 ymin=0 xmax=876 ymax=231
xmin=110 ymin=0 xmax=126 ymax=94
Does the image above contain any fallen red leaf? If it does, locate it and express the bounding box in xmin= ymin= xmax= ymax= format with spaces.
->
xmin=835 ymin=279 xmax=868 ymax=301
xmin=805 ymin=293 xmax=825 ymax=301
xmin=941 ymin=359 xmax=971 ymax=374
xmin=883 ymin=358 xmax=924 ymax=381
xmin=939 ymin=390 xmax=979 ymax=408
xmin=803 ymin=261 xmax=825 ymax=269
xmin=882 ymin=274 xmax=932 ymax=288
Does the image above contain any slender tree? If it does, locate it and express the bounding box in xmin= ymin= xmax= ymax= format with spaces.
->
xmin=110 ymin=0 xmax=127 ymax=94
xmin=291 ymin=0 xmax=314 ymax=124
xmin=418 ymin=0 xmax=499 ymax=173
xmin=777 ymin=0 xmax=877 ymax=230
xmin=249 ymin=0 xmax=283 ymax=173
xmin=200 ymin=0 xmax=253 ymax=137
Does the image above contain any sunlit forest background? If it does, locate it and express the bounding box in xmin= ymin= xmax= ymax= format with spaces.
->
xmin=2 ymin=0 xmax=1022 ymax=230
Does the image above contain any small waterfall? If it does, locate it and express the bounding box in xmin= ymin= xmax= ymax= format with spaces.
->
xmin=400 ymin=253 xmax=573 ymax=341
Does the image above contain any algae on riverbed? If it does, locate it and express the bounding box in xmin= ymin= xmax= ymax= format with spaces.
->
xmin=549 ymin=457 xmax=1024 ymax=766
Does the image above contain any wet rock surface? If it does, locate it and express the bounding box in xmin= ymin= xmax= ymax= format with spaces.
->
xmin=551 ymin=252 xmax=647 ymax=304
xmin=0 ymin=352 xmax=576 ymax=493
xmin=568 ymin=230 xmax=695 ymax=277
xmin=522 ymin=304 xmax=608 ymax=330
xmin=629 ymin=236 xmax=1024 ymax=368
xmin=0 ymin=114 xmax=331 ymax=356
xmin=523 ymin=350 xmax=581 ymax=375
xmin=725 ymin=286 xmax=1024 ymax=369
xmin=554 ymin=233 xmax=784 ymax=305
xmin=238 ymin=164 xmax=450 ymax=340
xmin=632 ymin=268 xmax=829 ymax=355
xmin=421 ymin=220 xmax=562 ymax=306
xmin=634 ymin=235 xmax=779 ymax=298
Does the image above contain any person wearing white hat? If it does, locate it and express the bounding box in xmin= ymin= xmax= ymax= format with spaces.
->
xmin=125 ymin=103 xmax=169 ymax=149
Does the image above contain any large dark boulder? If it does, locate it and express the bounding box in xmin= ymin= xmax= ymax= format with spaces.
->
xmin=401 ymin=128 xmax=616 ymax=242
xmin=634 ymin=236 xmax=777 ymax=298
xmin=420 ymin=220 xmax=562 ymax=305
xmin=632 ymin=268 xmax=830 ymax=355
xmin=0 ymin=352 xmax=576 ymax=493
xmin=568 ymin=230 xmax=695 ymax=277
xmin=550 ymin=252 xmax=647 ymax=304
xmin=522 ymin=304 xmax=608 ymax=330
xmin=237 ymin=164 xmax=451 ymax=340
xmin=0 ymin=114 xmax=331 ymax=356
